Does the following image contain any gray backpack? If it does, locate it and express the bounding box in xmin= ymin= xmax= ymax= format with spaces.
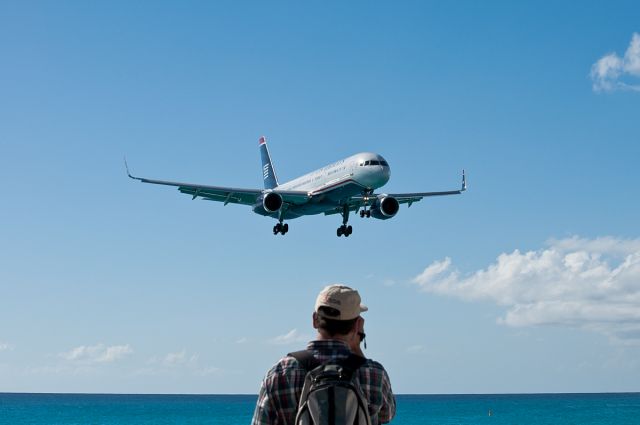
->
xmin=289 ymin=350 xmax=372 ymax=425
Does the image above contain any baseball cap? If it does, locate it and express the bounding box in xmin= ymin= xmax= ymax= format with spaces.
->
xmin=315 ymin=284 xmax=368 ymax=321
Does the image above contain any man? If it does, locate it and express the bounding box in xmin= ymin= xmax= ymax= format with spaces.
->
xmin=252 ymin=284 xmax=396 ymax=425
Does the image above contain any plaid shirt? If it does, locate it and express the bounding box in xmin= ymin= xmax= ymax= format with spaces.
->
xmin=252 ymin=340 xmax=396 ymax=425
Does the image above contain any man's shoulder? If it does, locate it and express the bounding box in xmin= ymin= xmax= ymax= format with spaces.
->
xmin=264 ymin=354 xmax=306 ymax=379
xmin=264 ymin=351 xmax=388 ymax=378
xmin=362 ymin=358 xmax=388 ymax=371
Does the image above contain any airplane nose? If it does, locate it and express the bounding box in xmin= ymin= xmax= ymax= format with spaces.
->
xmin=382 ymin=166 xmax=390 ymax=184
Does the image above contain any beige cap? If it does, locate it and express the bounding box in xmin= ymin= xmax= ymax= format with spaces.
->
xmin=315 ymin=284 xmax=368 ymax=321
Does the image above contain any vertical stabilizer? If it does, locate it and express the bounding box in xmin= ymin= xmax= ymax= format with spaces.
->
xmin=259 ymin=136 xmax=279 ymax=189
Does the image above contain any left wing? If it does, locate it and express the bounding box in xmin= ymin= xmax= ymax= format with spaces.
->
xmin=125 ymin=159 xmax=309 ymax=206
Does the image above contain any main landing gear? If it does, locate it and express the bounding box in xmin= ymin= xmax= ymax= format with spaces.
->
xmin=273 ymin=222 xmax=289 ymax=235
xmin=337 ymin=204 xmax=353 ymax=237
xmin=337 ymin=224 xmax=353 ymax=237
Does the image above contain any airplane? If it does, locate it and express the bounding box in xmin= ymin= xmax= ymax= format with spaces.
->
xmin=125 ymin=136 xmax=466 ymax=237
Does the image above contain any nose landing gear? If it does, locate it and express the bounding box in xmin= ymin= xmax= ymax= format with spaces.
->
xmin=359 ymin=189 xmax=373 ymax=218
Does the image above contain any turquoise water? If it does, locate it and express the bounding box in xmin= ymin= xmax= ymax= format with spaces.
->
xmin=1 ymin=393 xmax=639 ymax=424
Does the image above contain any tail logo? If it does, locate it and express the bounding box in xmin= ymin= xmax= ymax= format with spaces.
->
xmin=263 ymin=164 xmax=270 ymax=180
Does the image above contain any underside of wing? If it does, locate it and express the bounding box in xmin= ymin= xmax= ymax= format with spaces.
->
xmin=388 ymin=170 xmax=467 ymax=206
xmin=126 ymin=163 xmax=310 ymax=206
xmin=323 ymin=202 xmax=361 ymax=216
xmin=387 ymin=189 xmax=465 ymax=206
xmin=327 ymin=170 xmax=467 ymax=212
xmin=178 ymin=185 xmax=260 ymax=205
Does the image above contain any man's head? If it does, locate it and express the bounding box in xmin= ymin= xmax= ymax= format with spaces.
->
xmin=313 ymin=285 xmax=367 ymax=337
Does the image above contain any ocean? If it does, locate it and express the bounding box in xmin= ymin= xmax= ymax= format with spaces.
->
xmin=1 ymin=393 xmax=639 ymax=424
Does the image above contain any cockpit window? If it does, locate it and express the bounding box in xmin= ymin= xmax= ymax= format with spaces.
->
xmin=362 ymin=159 xmax=388 ymax=166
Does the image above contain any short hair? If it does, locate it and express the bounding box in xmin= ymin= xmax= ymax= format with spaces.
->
xmin=316 ymin=306 xmax=358 ymax=336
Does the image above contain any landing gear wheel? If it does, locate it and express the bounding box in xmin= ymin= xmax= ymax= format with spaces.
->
xmin=274 ymin=222 xmax=288 ymax=235
xmin=337 ymin=224 xmax=352 ymax=237
xmin=366 ymin=210 xmax=371 ymax=218
xmin=360 ymin=210 xmax=365 ymax=218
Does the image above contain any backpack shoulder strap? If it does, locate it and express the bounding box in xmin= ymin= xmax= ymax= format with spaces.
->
xmin=288 ymin=351 xmax=366 ymax=376
xmin=288 ymin=350 xmax=321 ymax=372
xmin=340 ymin=353 xmax=367 ymax=371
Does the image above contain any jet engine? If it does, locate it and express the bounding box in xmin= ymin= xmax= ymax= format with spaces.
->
xmin=262 ymin=192 xmax=283 ymax=213
xmin=370 ymin=195 xmax=399 ymax=220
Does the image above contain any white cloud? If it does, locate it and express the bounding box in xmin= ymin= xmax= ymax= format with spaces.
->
xmin=143 ymin=350 xmax=219 ymax=377
xmin=199 ymin=366 xmax=221 ymax=376
xmin=412 ymin=236 xmax=640 ymax=344
xmin=160 ymin=350 xmax=199 ymax=367
xmin=591 ymin=33 xmax=640 ymax=92
xmin=382 ymin=279 xmax=397 ymax=287
xmin=269 ymin=329 xmax=309 ymax=345
xmin=0 ymin=342 xmax=14 ymax=352
xmin=60 ymin=344 xmax=132 ymax=364
xmin=406 ymin=345 xmax=425 ymax=354
xmin=235 ymin=337 xmax=248 ymax=344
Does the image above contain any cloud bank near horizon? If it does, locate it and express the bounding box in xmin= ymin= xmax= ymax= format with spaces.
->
xmin=591 ymin=33 xmax=640 ymax=92
xmin=413 ymin=236 xmax=640 ymax=344
xmin=60 ymin=344 xmax=133 ymax=364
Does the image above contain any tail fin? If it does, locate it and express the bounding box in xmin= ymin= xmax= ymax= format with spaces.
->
xmin=259 ymin=136 xmax=279 ymax=189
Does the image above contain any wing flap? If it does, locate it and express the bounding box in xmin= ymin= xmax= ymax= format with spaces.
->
xmin=178 ymin=186 xmax=258 ymax=205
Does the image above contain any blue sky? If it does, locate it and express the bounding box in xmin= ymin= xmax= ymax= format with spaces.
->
xmin=1 ymin=1 xmax=639 ymax=394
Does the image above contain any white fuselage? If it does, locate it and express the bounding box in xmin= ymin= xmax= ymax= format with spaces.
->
xmin=275 ymin=152 xmax=391 ymax=218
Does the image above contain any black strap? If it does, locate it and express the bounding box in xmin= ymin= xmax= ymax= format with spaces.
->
xmin=342 ymin=353 xmax=367 ymax=371
xmin=328 ymin=386 xmax=335 ymax=425
xmin=288 ymin=350 xmax=367 ymax=375
xmin=288 ymin=350 xmax=321 ymax=371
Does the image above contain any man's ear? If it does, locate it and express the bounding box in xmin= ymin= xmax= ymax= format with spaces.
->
xmin=312 ymin=312 xmax=319 ymax=329
xmin=355 ymin=316 xmax=364 ymax=333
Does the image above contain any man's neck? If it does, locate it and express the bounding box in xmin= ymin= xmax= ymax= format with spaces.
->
xmin=315 ymin=332 xmax=350 ymax=344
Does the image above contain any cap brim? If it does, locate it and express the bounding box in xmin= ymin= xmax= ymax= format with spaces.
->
xmin=360 ymin=304 xmax=368 ymax=313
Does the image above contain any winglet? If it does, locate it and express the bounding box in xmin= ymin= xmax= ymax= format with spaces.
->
xmin=461 ymin=169 xmax=467 ymax=192
xmin=124 ymin=156 xmax=141 ymax=181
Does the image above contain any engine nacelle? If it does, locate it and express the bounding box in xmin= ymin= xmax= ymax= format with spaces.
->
xmin=262 ymin=192 xmax=283 ymax=213
xmin=370 ymin=195 xmax=399 ymax=220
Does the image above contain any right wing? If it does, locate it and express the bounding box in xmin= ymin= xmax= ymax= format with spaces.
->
xmin=325 ymin=169 xmax=467 ymax=214
xmin=387 ymin=169 xmax=467 ymax=206
xmin=125 ymin=159 xmax=310 ymax=206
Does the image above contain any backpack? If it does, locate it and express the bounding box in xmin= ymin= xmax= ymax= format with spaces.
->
xmin=288 ymin=350 xmax=372 ymax=425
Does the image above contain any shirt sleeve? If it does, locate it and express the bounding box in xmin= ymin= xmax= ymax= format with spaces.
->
xmin=377 ymin=368 xmax=396 ymax=424
xmin=251 ymin=377 xmax=278 ymax=425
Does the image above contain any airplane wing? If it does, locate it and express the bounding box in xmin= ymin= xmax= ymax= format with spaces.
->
xmin=379 ymin=170 xmax=467 ymax=206
xmin=125 ymin=159 xmax=309 ymax=206
xmin=324 ymin=170 xmax=467 ymax=215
